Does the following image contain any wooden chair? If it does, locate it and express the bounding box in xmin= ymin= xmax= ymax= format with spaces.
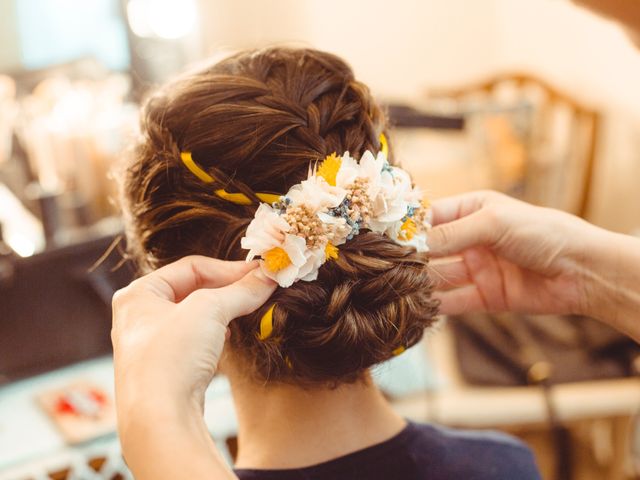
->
xmin=426 ymin=72 xmax=601 ymax=217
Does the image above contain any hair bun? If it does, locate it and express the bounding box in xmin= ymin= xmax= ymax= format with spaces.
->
xmin=233 ymin=232 xmax=439 ymax=385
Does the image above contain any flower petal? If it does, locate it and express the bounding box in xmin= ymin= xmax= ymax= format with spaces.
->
xmin=282 ymin=234 xmax=308 ymax=266
xmin=241 ymin=204 xmax=290 ymax=260
xmin=287 ymin=176 xmax=346 ymax=211
xmin=273 ymin=263 xmax=300 ymax=288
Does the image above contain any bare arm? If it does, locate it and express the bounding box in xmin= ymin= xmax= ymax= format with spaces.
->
xmin=580 ymin=229 xmax=640 ymax=340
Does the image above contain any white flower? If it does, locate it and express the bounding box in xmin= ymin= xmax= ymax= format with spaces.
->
xmin=318 ymin=211 xmax=351 ymax=245
xmin=259 ymin=235 xmax=328 ymax=288
xmin=240 ymin=203 xmax=290 ymax=260
xmin=335 ymin=150 xmax=384 ymax=200
xmin=404 ymin=182 xmax=424 ymax=209
xmin=298 ymin=246 xmax=327 ymax=282
xmin=240 ymin=147 xmax=433 ymax=288
xmin=397 ymin=233 xmax=430 ymax=252
xmin=332 ymin=150 xmax=422 ymax=234
xmin=286 ymin=175 xmax=346 ymax=212
xmin=369 ymin=166 xmax=424 ymax=232
xmin=257 ymin=234 xmax=303 ymax=287
xmin=385 ymin=218 xmax=430 ymax=253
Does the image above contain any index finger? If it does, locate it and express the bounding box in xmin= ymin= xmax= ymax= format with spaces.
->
xmin=430 ymin=190 xmax=493 ymax=226
xmin=182 ymin=267 xmax=277 ymax=326
xmin=130 ymin=256 xmax=259 ymax=302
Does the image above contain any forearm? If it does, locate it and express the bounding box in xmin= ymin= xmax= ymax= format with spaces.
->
xmin=118 ymin=397 xmax=237 ymax=480
xmin=579 ymin=228 xmax=640 ymax=342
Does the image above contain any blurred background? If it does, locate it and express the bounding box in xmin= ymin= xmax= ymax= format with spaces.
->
xmin=0 ymin=0 xmax=639 ymax=479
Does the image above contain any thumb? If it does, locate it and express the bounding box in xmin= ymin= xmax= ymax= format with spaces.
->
xmin=428 ymin=209 xmax=497 ymax=257
xmin=183 ymin=266 xmax=277 ymax=326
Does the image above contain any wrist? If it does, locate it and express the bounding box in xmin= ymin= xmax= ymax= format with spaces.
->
xmin=115 ymin=361 xmax=207 ymax=416
xmin=574 ymin=227 xmax=640 ymax=338
xmin=117 ymin=389 xmax=203 ymax=449
xmin=118 ymin=394 xmax=230 ymax=479
xmin=564 ymin=222 xmax=610 ymax=318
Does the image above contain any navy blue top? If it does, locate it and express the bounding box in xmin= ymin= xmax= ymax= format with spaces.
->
xmin=234 ymin=421 xmax=541 ymax=480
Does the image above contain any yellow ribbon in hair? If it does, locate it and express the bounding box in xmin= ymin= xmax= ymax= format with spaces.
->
xmin=258 ymin=303 xmax=276 ymax=340
xmin=392 ymin=345 xmax=405 ymax=356
xmin=180 ymin=152 xmax=281 ymax=206
xmin=379 ymin=133 xmax=389 ymax=157
xmin=285 ymin=356 xmax=293 ymax=369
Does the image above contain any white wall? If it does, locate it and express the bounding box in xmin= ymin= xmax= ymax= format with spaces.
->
xmin=200 ymin=0 xmax=640 ymax=110
xmin=200 ymin=0 xmax=502 ymax=102
xmin=0 ymin=1 xmax=21 ymax=72
xmin=303 ymin=0 xmax=503 ymax=102
xmin=493 ymin=0 xmax=640 ymax=120
xmin=198 ymin=0 xmax=640 ymax=232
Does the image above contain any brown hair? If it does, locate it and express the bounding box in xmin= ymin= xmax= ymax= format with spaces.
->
xmin=120 ymin=47 xmax=439 ymax=386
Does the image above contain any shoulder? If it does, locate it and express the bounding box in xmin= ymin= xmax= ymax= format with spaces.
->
xmin=405 ymin=422 xmax=541 ymax=480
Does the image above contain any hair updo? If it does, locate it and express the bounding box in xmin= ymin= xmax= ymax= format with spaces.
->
xmin=120 ymin=47 xmax=439 ymax=387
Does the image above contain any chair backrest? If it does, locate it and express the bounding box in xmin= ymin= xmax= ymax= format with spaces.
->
xmin=427 ymin=72 xmax=600 ymax=217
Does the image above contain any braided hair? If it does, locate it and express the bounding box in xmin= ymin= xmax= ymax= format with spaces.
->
xmin=119 ymin=47 xmax=439 ymax=386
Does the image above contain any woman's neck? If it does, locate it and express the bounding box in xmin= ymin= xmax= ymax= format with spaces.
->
xmin=228 ymin=371 xmax=406 ymax=470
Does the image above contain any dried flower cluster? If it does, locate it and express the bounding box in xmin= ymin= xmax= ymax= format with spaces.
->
xmin=240 ymin=149 xmax=431 ymax=287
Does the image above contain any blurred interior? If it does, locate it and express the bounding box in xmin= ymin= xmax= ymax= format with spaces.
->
xmin=1 ymin=1 xmax=639 ymax=479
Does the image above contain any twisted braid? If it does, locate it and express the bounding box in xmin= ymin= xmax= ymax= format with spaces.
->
xmin=237 ymin=232 xmax=438 ymax=384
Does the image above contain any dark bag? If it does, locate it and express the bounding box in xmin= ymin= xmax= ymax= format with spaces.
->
xmin=450 ymin=313 xmax=640 ymax=480
xmin=0 ymin=235 xmax=134 ymax=384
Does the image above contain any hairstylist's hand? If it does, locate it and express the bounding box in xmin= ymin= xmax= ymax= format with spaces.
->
xmin=111 ymin=256 xmax=276 ymax=480
xmin=428 ymin=190 xmax=604 ymax=318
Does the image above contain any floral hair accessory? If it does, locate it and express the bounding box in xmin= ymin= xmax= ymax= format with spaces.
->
xmin=240 ymin=146 xmax=432 ymax=288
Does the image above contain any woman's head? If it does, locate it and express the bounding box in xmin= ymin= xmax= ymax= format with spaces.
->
xmin=120 ymin=47 xmax=439 ymax=387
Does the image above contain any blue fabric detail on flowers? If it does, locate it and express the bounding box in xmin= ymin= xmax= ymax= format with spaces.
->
xmin=272 ymin=196 xmax=290 ymax=213
xmin=328 ymin=197 xmax=365 ymax=240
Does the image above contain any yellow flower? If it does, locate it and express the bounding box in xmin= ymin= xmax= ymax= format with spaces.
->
xmin=317 ymin=153 xmax=342 ymax=186
xmin=324 ymin=242 xmax=339 ymax=261
xmin=421 ymin=197 xmax=431 ymax=210
xmin=263 ymin=247 xmax=292 ymax=272
xmin=379 ymin=133 xmax=389 ymax=157
xmin=399 ymin=217 xmax=417 ymax=240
